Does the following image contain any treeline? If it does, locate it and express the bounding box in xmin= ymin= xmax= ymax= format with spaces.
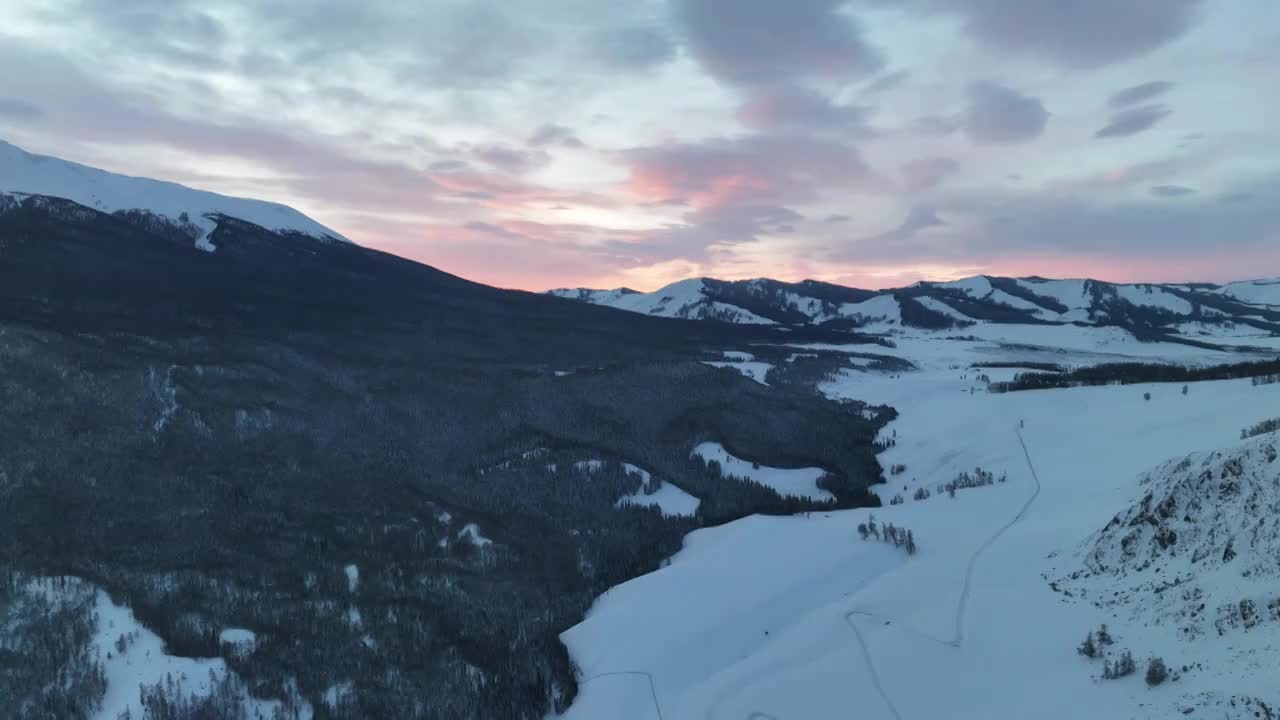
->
xmin=1242 ymin=417 xmax=1280 ymax=440
xmin=0 ymin=574 xmax=107 ymax=719
xmin=990 ymin=358 xmax=1280 ymax=393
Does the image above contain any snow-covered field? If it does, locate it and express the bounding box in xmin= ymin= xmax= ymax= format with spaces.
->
xmin=561 ymin=336 xmax=1280 ymax=719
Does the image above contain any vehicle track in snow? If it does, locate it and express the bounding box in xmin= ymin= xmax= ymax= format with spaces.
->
xmin=576 ymin=670 xmax=666 ymax=719
xmin=835 ymin=426 xmax=1043 ymax=720
xmin=581 ymin=428 xmax=1044 ymax=720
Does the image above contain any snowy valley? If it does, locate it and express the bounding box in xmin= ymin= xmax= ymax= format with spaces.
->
xmin=561 ymin=323 xmax=1280 ymax=720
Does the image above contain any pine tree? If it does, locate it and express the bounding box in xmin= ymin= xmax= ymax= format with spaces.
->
xmin=1078 ymin=631 xmax=1097 ymax=659
xmin=1145 ymin=657 xmax=1168 ymax=686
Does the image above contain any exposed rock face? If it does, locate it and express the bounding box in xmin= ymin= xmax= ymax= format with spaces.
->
xmin=1065 ymin=432 xmax=1280 ymax=641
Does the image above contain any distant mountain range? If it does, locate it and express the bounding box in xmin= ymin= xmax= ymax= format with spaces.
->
xmin=549 ymin=275 xmax=1280 ymax=347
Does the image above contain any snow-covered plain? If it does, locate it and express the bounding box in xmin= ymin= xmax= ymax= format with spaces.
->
xmin=562 ymin=335 xmax=1280 ymax=719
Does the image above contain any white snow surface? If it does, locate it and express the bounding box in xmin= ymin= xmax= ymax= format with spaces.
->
xmin=617 ymin=482 xmax=702 ymax=518
xmin=89 ymin=589 xmax=310 ymax=720
xmin=1213 ymin=278 xmax=1280 ymax=307
xmin=218 ymin=627 xmax=257 ymax=654
xmin=0 ymin=139 xmax=348 ymax=250
xmin=1014 ymin=277 xmax=1093 ymax=311
xmin=1115 ymin=284 xmax=1195 ymax=314
xmin=591 ymin=279 xmax=776 ymax=324
xmin=344 ymin=564 xmax=359 ymax=593
xmin=702 ymin=360 xmax=771 ymax=384
xmin=615 ymin=463 xmax=701 ymax=517
xmin=458 ymin=523 xmax=493 ymax=547
xmin=914 ymin=295 xmax=972 ymax=322
xmin=837 ymin=294 xmax=901 ymax=326
xmin=692 ymin=442 xmax=833 ymax=502
xmin=562 ymin=347 xmax=1280 ymax=718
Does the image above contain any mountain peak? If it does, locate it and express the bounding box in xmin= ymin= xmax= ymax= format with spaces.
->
xmin=0 ymin=138 xmax=349 ymax=251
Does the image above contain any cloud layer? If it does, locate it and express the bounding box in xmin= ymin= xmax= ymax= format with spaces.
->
xmin=0 ymin=0 xmax=1275 ymax=290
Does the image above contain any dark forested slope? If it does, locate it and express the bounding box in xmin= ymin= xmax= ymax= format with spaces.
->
xmin=0 ymin=195 xmax=890 ymax=719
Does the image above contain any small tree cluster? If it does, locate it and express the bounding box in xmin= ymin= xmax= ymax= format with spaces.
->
xmin=913 ymin=487 xmax=931 ymax=501
xmin=1103 ymin=650 xmax=1137 ymax=679
xmin=1252 ymin=373 xmax=1280 ymax=386
xmin=1145 ymin=657 xmax=1168 ymax=686
xmin=889 ymin=494 xmax=904 ymax=505
xmin=858 ymin=514 xmax=916 ymax=555
xmin=889 ymin=463 xmax=907 ymax=476
xmin=938 ymin=467 xmax=1004 ymax=498
xmin=1241 ymin=417 xmax=1280 ymax=440
xmin=1077 ymin=624 xmax=1114 ymax=659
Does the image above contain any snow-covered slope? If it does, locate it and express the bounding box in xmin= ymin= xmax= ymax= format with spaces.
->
xmin=1214 ymin=278 xmax=1280 ymax=307
xmin=1068 ymin=432 xmax=1280 ymax=641
xmin=0 ymin=139 xmax=348 ymax=251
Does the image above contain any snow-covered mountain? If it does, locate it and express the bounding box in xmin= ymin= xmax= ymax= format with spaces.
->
xmin=548 ymin=274 xmax=1280 ymax=348
xmin=0 ymin=139 xmax=347 ymax=252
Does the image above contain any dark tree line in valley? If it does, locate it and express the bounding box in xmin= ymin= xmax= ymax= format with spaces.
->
xmin=989 ymin=358 xmax=1280 ymax=393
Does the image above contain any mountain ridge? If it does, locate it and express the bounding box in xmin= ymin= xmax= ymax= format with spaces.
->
xmin=548 ymin=274 xmax=1280 ymax=346
xmin=0 ymin=138 xmax=348 ymax=252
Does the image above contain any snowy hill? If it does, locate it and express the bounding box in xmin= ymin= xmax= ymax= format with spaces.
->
xmin=1213 ymin=277 xmax=1280 ymax=308
xmin=549 ymin=278 xmax=777 ymax=324
xmin=547 ymin=274 xmax=1280 ymax=348
xmin=1069 ymin=431 xmax=1280 ymax=641
xmin=0 ymin=139 xmax=348 ymax=252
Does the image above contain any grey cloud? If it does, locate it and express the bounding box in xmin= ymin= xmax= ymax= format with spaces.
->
xmin=901 ymin=156 xmax=960 ymax=192
xmin=824 ymin=214 xmax=852 ymax=223
xmin=1095 ymin=104 xmax=1171 ymax=138
xmin=605 ymin=204 xmax=806 ymax=264
xmin=915 ymin=114 xmax=962 ymax=136
xmin=963 ymin=83 xmax=1049 ymax=144
xmin=830 ymin=205 xmax=945 ymax=260
xmin=863 ymin=70 xmax=911 ymax=94
xmin=737 ymin=85 xmax=874 ymax=133
xmin=592 ymin=26 xmax=676 ymax=69
xmin=676 ymin=0 xmax=885 ymax=85
xmin=0 ymin=98 xmax=43 ymax=120
xmin=471 ymin=146 xmax=551 ymax=174
xmin=0 ymin=40 xmax=445 ymax=215
xmin=880 ymin=206 xmax=944 ymax=242
xmin=527 ymin=124 xmax=586 ymax=149
xmin=896 ymin=0 xmax=1205 ymax=69
xmin=1151 ymin=184 xmax=1196 ymax=197
xmin=464 ymin=221 xmax=525 ymax=240
xmin=429 ymin=160 xmax=471 ymax=173
xmin=953 ymin=180 xmax=1280 ymax=258
xmin=1109 ymin=81 xmax=1174 ymax=108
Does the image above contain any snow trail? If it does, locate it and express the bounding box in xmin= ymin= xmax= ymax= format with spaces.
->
xmin=831 ymin=426 xmax=1043 ymax=720
xmin=577 ymin=670 xmax=665 ymax=719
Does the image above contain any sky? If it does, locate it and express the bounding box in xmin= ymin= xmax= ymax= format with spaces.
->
xmin=1 ymin=0 xmax=1278 ymax=291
